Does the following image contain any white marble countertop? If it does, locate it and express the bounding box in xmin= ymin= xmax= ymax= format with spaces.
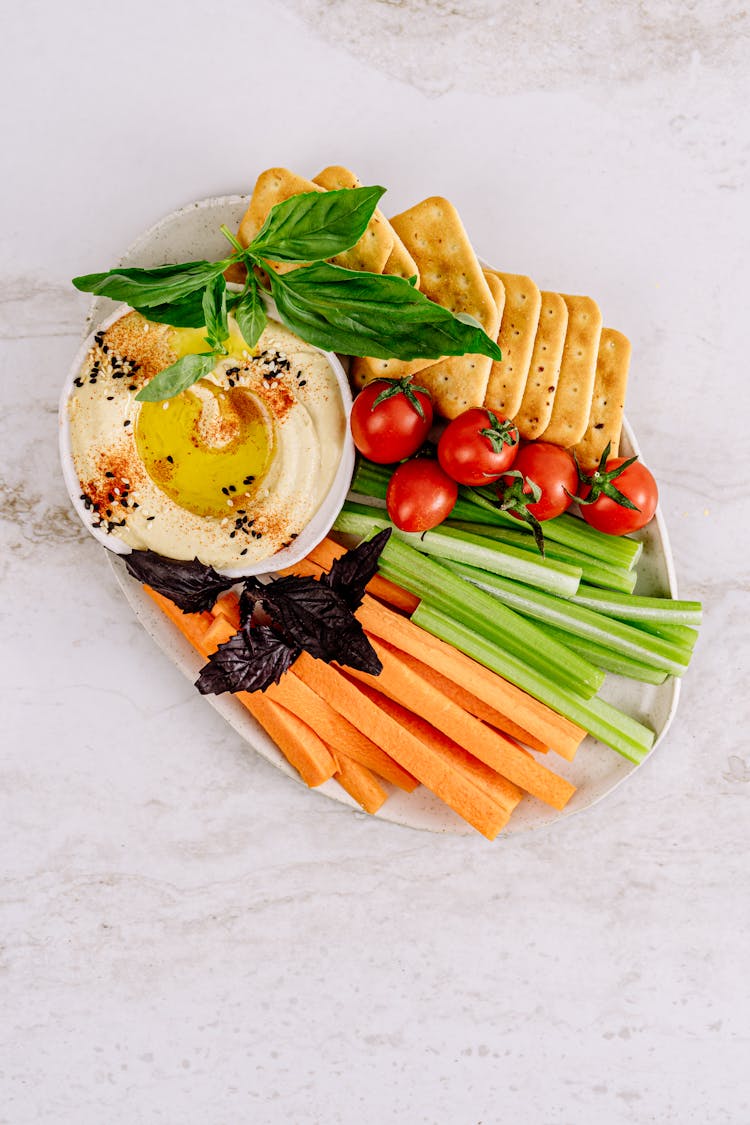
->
xmin=1 ymin=2 xmax=748 ymax=1122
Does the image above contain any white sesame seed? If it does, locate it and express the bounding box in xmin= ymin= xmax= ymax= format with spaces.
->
xmin=162 ymin=402 xmax=169 ymax=410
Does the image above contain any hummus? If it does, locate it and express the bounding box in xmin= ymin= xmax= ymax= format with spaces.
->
xmin=67 ymin=310 xmax=347 ymax=568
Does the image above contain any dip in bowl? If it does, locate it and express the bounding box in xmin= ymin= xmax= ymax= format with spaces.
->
xmin=60 ymin=303 xmax=354 ymax=577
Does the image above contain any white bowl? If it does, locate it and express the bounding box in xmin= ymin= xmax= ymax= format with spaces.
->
xmin=59 ymin=298 xmax=355 ymax=578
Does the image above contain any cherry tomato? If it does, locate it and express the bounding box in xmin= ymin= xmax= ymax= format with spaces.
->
xmin=499 ymin=442 xmax=577 ymax=522
xmin=437 ymin=408 xmax=520 ymax=485
xmin=386 ymin=459 xmax=458 ymax=532
xmin=579 ymin=457 xmax=658 ymax=535
xmin=349 ymin=377 xmax=433 ymax=464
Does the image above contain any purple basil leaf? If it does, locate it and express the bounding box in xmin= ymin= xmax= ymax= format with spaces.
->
xmin=195 ymin=625 xmax=299 ymax=695
xmin=323 ymin=527 xmax=392 ymax=610
xmin=331 ymin=621 xmax=383 ymax=675
xmin=124 ymin=549 xmax=234 ymax=613
xmin=259 ymin=573 xmax=382 ymax=672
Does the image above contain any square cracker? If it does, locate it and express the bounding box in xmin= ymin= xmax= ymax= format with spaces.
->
xmin=540 ymin=294 xmax=602 ymax=446
xmin=483 ymin=273 xmax=542 ymax=418
xmin=573 ymin=328 xmax=631 ymax=467
xmin=312 ymin=165 xmax=394 ymax=274
xmin=514 ymin=291 xmax=569 ymax=440
xmin=415 ymin=270 xmax=505 ymax=418
xmin=351 ymin=196 xmax=497 ymax=390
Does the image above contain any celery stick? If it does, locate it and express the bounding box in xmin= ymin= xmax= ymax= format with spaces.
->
xmin=413 ymin=603 xmax=655 ymax=763
xmin=337 ymin=503 xmax=582 ymax=596
xmin=462 ymin=486 xmax=643 ymax=570
xmin=570 ymin=585 xmax=703 ymax=627
xmin=533 ymin=621 xmax=669 ymax=685
xmin=446 ymin=561 xmax=690 ymax=676
xmin=398 ymin=526 xmax=580 ymax=596
xmin=627 ymin=619 xmax=699 ymax=651
xmin=375 ymin=538 xmax=605 ymax=698
xmin=334 ymin=506 xmax=389 ymax=539
xmin=447 ymin=519 xmax=637 ymax=594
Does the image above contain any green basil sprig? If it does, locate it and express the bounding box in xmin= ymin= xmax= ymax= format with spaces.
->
xmin=72 ymin=184 xmax=502 ymax=401
xmin=137 ymin=275 xmax=231 ymax=402
xmin=267 ymin=262 xmax=502 ymax=361
xmin=250 ymin=186 xmax=386 ymax=263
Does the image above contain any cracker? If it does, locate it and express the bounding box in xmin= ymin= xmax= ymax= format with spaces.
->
xmin=573 ymin=328 xmax=631 ymax=467
xmin=237 ymin=168 xmax=323 ymax=273
xmin=415 ymin=271 xmax=505 ymax=418
xmin=383 ymin=238 xmax=420 ymax=284
xmin=352 ymin=195 xmax=496 ymax=390
xmin=483 ymin=273 xmax=542 ymax=418
xmin=312 ymin=165 xmax=394 ymax=274
xmin=540 ymin=295 xmax=602 ymax=446
xmin=514 ymin=291 xmax=569 ymax=440
xmin=390 ymin=197 xmax=497 ymax=322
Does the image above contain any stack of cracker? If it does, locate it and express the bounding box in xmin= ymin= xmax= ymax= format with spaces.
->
xmin=235 ymin=167 xmax=631 ymax=467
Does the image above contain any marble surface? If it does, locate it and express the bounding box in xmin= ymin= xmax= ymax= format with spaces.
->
xmin=1 ymin=1 xmax=749 ymax=1122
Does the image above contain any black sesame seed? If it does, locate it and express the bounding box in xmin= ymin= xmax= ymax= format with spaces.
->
xmin=146 ymin=515 xmax=156 ymax=521
xmin=240 ymin=548 xmax=248 ymax=556
xmin=123 ymin=419 xmax=131 ymax=427
xmin=221 ymin=487 xmax=229 ymax=495
xmin=166 ymin=455 xmax=174 ymax=464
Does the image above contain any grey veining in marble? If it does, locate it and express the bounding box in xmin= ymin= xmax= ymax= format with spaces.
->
xmin=1 ymin=0 xmax=749 ymax=1122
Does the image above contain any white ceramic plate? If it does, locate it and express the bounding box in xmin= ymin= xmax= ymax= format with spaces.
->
xmin=85 ymin=195 xmax=680 ymax=836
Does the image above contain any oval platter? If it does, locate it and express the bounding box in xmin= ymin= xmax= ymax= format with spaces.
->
xmin=85 ymin=194 xmax=680 ymax=837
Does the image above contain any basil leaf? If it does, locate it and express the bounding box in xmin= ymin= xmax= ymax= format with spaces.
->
xmin=196 ymin=627 xmax=300 ymax=695
xmin=135 ymin=352 xmax=216 ymax=402
xmin=137 ymin=289 xmax=207 ymax=328
xmin=202 ymin=274 xmax=228 ymax=350
xmin=267 ymin=262 xmax=503 ymax=361
xmin=323 ymin=527 xmax=391 ymax=611
xmin=123 ymin=550 xmax=234 ymax=613
xmin=72 ymin=260 xmax=231 ymax=308
xmin=249 ymin=186 xmax=386 ymax=264
xmin=234 ymin=282 xmax=267 ymax=350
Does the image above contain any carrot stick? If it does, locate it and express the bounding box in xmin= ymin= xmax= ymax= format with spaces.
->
xmin=332 ymin=753 xmax=388 ymax=813
xmin=212 ymin=590 xmax=241 ymax=629
xmin=351 ymin=677 xmax=521 ymax=815
xmin=301 ymin=539 xmax=584 ymax=761
xmin=202 ymin=613 xmax=237 ymax=652
xmin=344 ymin=637 xmax=575 ymax=810
xmin=293 ymin=652 xmax=509 ymax=839
xmin=239 ymin=693 xmax=337 ymax=788
xmin=375 ymin=643 xmax=548 ymax=752
xmin=145 ymin=587 xmax=214 ymax=651
xmin=364 ymin=573 xmax=420 ymax=614
xmin=270 ymin=673 xmax=418 ymax=791
xmin=143 ymin=588 xmax=337 ymax=788
xmin=360 ymin=596 xmax=584 ymax=762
